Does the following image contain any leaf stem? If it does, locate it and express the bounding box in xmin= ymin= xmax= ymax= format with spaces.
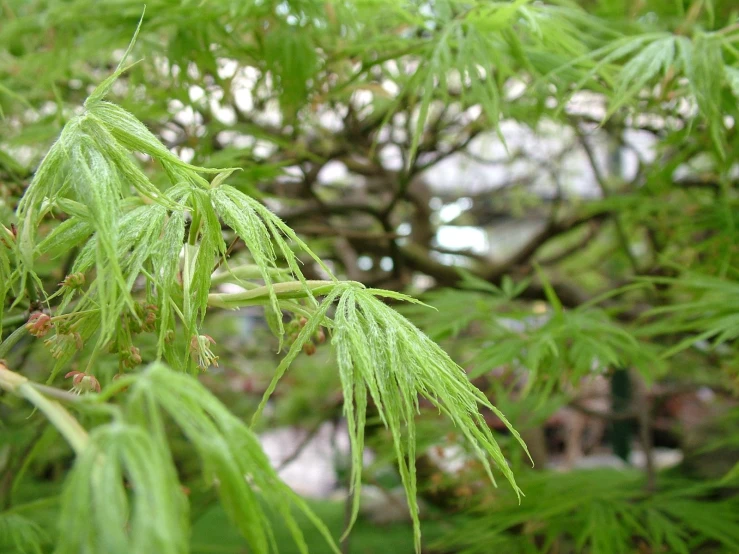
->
xmin=208 ymin=280 xmax=343 ymax=309
xmin=0 ymin=325 xmax=28 ymax=358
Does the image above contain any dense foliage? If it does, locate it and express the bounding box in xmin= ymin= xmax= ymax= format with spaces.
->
xmin=1 ymin=1 xmax=738 ymax=553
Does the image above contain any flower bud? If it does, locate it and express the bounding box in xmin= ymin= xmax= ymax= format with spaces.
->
xmin=60 ymin=272 xmax=85 ymax=289
xmin=190 ymin=334 xmax=219 ymax=369
xmin=142 ymin=303 xmax=158 ymax=333
xmin=65 ymin=371 xmax=101 ymax=394
xmin=26 ymin=312 xmax=52 ymax=337
xmin=121 ymin=346 xmax=142 ymax=369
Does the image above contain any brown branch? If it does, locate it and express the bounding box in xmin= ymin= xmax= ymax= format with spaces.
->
xmin=276 ymin=424 xmax=323 ymax=472
xmin=279 ymin=201 xmax=385 ymax=222
xmin=293 ymin=225 xmax=399 ymax=240
xmin=429 ymin=245 xmax=488 ymax=263
xmin=569 ymin=402 xmax=636 ymax=421
xmin=348 ymin=228 xmax=595 ymax=308
xmin=414 ymin=126 xmax=484 ymax=173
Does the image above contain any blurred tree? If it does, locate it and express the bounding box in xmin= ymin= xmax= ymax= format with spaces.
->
xmin=0 ymin=0 xmax=738 ymax=553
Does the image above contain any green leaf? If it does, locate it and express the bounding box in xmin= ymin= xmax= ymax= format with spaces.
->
xmin=606 ymin=36 xmax=676 ymax=118
xmin=255 ymin=283 xmax=527 ymax=553
xmin=211 ymin=185 xmax=335 ymax=341
xmin=127 ymin=363 xmax=340 ymax=554
xmin=57 ymin=422 xmax=188 ymax=554
xmin=688 ymin=33 xmax=726 ymax=157
xmin=0 ymin=512 xmax=49 ymax=554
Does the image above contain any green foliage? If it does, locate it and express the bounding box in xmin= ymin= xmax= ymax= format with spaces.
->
xmin=248 ymin=281 xmax=530 ymax=547
xmin=57 ymin=422 xmax=188 ymax=554
xmin=406 ymin=277 xmax=662 ymax=391
xmin=1 ymin=0 xmax=738 ymax=553
xmin=329 ymin=285 xmax=526 ymax=546
xmin=0 ymin=27 xmax=524 ymax=552
xmin=639 ymin=274 xmax=739 ymax=360
xmin=124 ymin=362 xmax=339 ymax=554
xmin=435 ymin=469 xmax=739 ymax=554
xmin=0 ymin=513 xmax=49 ymax=554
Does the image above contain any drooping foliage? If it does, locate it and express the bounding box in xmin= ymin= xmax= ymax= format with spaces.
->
xmin=1 ymin=0 xmax=738 ymax=553
xmin=0 ymin=10 xmax=527 ymax=553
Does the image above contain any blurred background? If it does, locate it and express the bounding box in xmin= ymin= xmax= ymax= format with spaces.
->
xmin=1 ymin=1 xmax=739 ymax=552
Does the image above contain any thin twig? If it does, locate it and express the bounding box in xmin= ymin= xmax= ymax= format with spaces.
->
xmin=293 ymin=225 xmax=399 ymax=240
xmin=569 ymin=402 xmax=636 ymax=422
xmin=212 ymin=236 xmax=240 ymax=273
xmin=276 ymin=424 xmax=323 ymax=472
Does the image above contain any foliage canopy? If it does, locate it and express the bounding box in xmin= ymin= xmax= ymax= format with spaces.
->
xmin=1 ymin=0 xmax=738 ymax=553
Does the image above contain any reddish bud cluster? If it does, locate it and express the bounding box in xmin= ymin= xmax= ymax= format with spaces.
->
xmin=130 ymin=302 xmax=158 ymax=334
xmin=302 ymin=342 xmax=317 ymax=356
xmin=26 ymin=312 xmax=52 ymax=337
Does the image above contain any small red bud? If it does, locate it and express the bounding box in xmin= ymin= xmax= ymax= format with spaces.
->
xmin=26 ymin=312 xmax=52 ymax=337
xmin=302 ymin=341 xmax=316 ymax=356
xmin=130 ymin=346 xmax=142 ymax=365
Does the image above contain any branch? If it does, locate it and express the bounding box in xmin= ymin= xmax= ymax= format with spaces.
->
xmin=429 ymin=245 xmax=488 ymax=263
xmin=414 ymin=126 xmax=484 ymax=173
xmin=349 ymin=236 xmax=592 ymax=307
xmin=293 ymin=225 xmax=399 ymax=240
xmin=279 ymin=201 xmax=384 ymax=223
xmin=276 ymin=423 xmax=324 ymax=472
xmin=569 ymin=402 xmax=636 ymax=421
xmin=208 ymin=280 xmax=340 ymax=309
